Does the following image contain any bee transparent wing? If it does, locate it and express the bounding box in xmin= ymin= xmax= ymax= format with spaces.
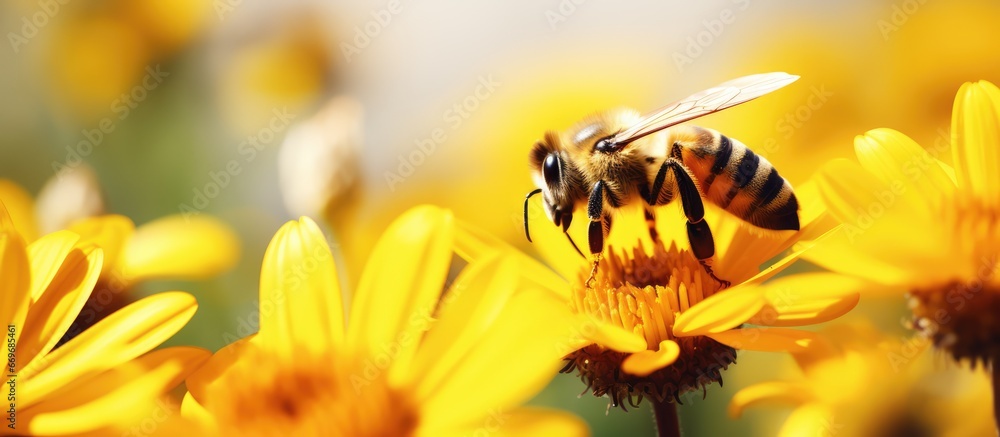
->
xmin=612 ymin=72 xmax=799 ymax=145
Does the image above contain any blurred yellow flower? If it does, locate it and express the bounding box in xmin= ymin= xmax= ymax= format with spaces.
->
xmin=730 ymin=323 xmax=995 ymax=437
xmin=212 ymin=9 xmax=340 ymax=135
xmin=0 ymin=203 xmax=209 ymax=436
xmin=0 ymin=176 xmax=240 ymax=340
xmin=181 ymin=206 xmax=589 ymax=436
xmin=809 ymin=81 xmax=1000 ymax=367
xmin=39 ymin=0 xmax=212 ymax=120
xmin=527 ymin=185 xmax=863 ymax=428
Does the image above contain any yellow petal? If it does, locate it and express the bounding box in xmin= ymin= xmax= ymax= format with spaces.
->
xmin=580 ymin=314 xmax=647 ymax=353
xmin=0 ymin=230 xmax=30 ymax=335
xmin=424 ymin=407 xmax=589 ymax=437
xmin=18 ymin=244 xmax=102 ymax=369
xmin=0 ymin=180 xmax=39 ymax=241
xmin=122 ymin=214 xmax=240 ymax=282
xmin=185 ymin=336 xmax=254 ymax=404
xmin=621 ymin=340 xmax=680 ymax=376
xmin=417 ymin=289 xmax=577 ymax=430
xmin=854 ymin=128 xmax=955 ymax=213
xmin=23 ymin=347 xmax=208 ymax=418
xmin=67 ymin=215 xmax=135 ymax=278
xmin=777 ymin=404 xmax=836 ymax=437
xmin=749 ymin=273 xmax=863 ymax=327
xmin=798 ymin=226 xmax=918 ymax=286
xmin=672 ymin=286 xmax=767 ymax=336
xmin=181 ymin=391 xmax=217 ymax=433
xmin=455 ymin=220 xmax=569 ymax=299
xmin=729 ymin=381 xmax=814 ymax=419
xmin=708 ymin=328 xmax=817 ymax=352
xmin=20 ymin=292 xmax=197 ymax=406
xmin=816 ymin=158 xmax=920 ymax=225
xmin=739 ymin=236 xmax=817 ymax=287
xmin=26 ymin=230 xmax=81 ymax=300
xmin=257 ymin=217 xmax=343 ymax=358
xmin=21 ymin=347 xmax=208 ymax=435
xmin=348 ymin=206 xmax=453 ymax=368
xmin=404 ymin=251 xmax=518 ymax=388
xmin=952 ymin=80 xmax=1000 ymax=207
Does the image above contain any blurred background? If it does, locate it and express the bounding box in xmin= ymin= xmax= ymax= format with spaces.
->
xmin=2 ymin=0 xmax=999 ymax=435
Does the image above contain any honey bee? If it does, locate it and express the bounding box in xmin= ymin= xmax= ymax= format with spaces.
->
xmin=523 ymin=72 xmax=801 ymax=287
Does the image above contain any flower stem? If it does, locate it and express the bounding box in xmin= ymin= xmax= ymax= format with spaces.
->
xmin=652 ymin=399 xmax=681 ymax=437
xmin=993 ymin=363 xmax=1000 ymax=433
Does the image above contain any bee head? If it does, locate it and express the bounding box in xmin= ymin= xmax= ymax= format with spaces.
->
xmin=527 ymin=131 xmax=582 ymax=236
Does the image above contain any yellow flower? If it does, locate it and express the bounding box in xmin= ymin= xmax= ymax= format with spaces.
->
xmin=730 ymin=323 xmax=995 ymax=437
xmin=211 ymin=7 xmax=340 ymax=135
xmin=28 ymin=0 xmax=212 ymax=121
xmin=181 ymin=206 xmax=589 ymax=436
xmin=0 ymin=174 xmax=240 ymax=296
xmin=808 ymin=81 xmax=1000 ymax=366
xmin=1 ymin=203 xmax=209 ymax=435
xmin=526 ymin=185 xmax=864 ymax=418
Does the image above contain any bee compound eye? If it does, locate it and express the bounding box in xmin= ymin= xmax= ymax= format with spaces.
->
xmin=542 ymin=153 xmax=563 ymax=187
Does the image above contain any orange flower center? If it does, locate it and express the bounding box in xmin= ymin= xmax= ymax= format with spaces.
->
xmin=203 ymin=347 xmax=419 ymax=437
xmin=562 ymin=241 xmax=737 ymax=409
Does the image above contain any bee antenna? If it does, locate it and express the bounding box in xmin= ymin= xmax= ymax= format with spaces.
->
xmin=524 ymin=189 xmax=543 ymax=242
xmin=564 ymin=232 xmax=585 ymax=258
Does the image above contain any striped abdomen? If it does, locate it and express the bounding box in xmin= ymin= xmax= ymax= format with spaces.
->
xmin=666 ymin=126 xmax=799 ymax=231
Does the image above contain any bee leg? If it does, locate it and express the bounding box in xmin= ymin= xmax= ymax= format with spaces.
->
xmin=586 ymin=181 xmax=613 ymax=287
xmin=658 ymin=159 xmax=731 ymax=288
xmin=643 ymin=206 xmax=659 ymax=242
xmin=585 ymin=215 xmax=612 ymax=288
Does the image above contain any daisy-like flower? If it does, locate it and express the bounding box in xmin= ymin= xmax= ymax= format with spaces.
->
xmin=526 ymin=184 xmax=864 ymax=434
xmin=807 ymin=80 xmax=1000 ymax=427
xmin=0 ymin=175 xmax=239 ymax=340
xmin=1 ymin=203 xmax=209 ymax=435
xmin=730 ymin=323 xmax=995 ymax=437
xmin=181 ymin=206 xmax=589 ymax=436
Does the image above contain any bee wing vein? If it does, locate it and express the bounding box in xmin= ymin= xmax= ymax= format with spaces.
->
xmin=613 ymin=72 xmax=799 ymax=146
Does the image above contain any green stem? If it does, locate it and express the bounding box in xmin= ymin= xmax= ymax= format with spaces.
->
xmin=652 ymin=399 xmax=681 ymax=437
xmin=992 ymin=363 xmax=1000 ymax=434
